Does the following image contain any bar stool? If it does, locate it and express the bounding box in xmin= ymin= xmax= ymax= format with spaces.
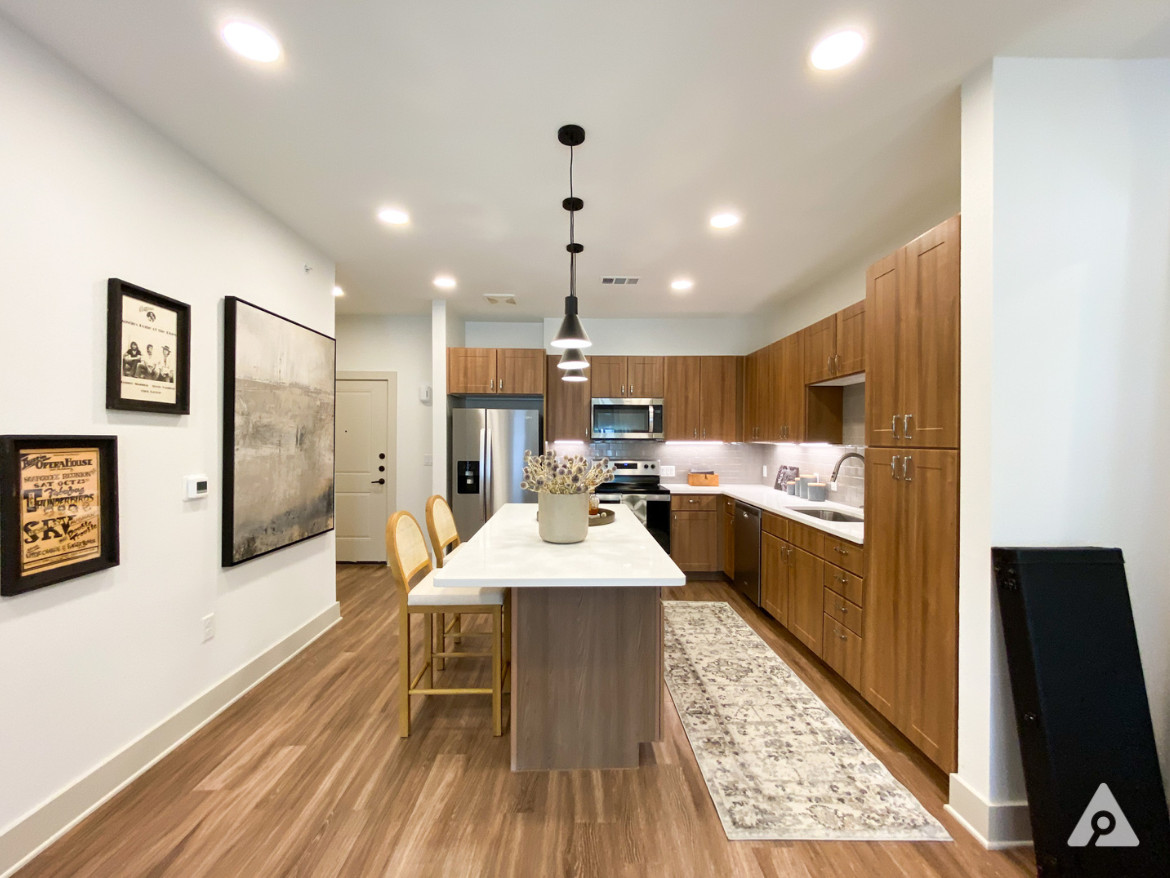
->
xmin=426 ymin=495 xmax=510 ymax=680
xmin=386 ymin=510 xmax=504 ymax=737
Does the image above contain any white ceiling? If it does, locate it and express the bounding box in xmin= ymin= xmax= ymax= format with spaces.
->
xmin=1 ymin=1 xmax=1167 ymax=322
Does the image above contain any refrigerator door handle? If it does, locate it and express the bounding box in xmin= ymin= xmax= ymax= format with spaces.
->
xmin=479 ymin=427 xmax=488 ymax=522
xmin=484 ymin=428 xmax=493 ymax=521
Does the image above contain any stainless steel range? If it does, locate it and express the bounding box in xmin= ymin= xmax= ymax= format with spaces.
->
xmin=594 ymin=460 xmax=671 ymax=552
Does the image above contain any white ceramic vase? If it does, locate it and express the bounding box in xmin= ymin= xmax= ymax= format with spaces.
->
xmin=537 ymin=492 xmax=589 ymax=544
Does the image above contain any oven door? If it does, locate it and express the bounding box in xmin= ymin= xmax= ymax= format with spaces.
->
xmin=617 ymin=493 xmax=671 ymax=553
xmin=590 ymin=398 xmax=664 ymax=440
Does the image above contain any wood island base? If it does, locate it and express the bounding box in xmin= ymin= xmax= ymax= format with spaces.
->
xmin=510 ymin=585 xmax=662 ymax=771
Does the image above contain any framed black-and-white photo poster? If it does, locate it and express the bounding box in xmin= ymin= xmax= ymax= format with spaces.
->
xmin=222 ymin=297 xmax=335 ymax=567
xmin=0 ymin=435 xmax=120 ymax=596
xmin=106 ymin=278 xmax=191 ymax=414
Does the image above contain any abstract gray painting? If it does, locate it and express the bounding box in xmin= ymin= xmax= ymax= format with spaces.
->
xmin=223 ymin=297 xmax=335 ymax=566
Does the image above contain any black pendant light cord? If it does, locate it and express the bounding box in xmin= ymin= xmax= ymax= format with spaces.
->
xmin=568 ymin=143 xmax=576 ymax=300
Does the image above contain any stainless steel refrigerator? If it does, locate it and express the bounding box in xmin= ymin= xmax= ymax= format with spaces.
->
xmin=449 ymin=407 xmax=541 ymax=539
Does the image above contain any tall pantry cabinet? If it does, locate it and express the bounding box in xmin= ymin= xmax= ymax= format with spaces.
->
xmin=862 ymin=214 xmax=960 ymax=773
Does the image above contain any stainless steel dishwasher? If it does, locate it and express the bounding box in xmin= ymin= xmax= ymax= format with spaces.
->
xmin=733 ymin=502 xmax=761 ymax=606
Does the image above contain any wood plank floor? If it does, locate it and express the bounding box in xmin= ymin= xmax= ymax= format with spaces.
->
xmin=18 ymin=566 xmax=1036 ymax=877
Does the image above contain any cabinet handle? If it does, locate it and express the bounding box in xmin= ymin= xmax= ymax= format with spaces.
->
xmin=827 ymin=355 xmax=833 ymax=375
xmin=702 ymin=429 xmax=706 ymax=438
xmin=834 ymin=354 xmax=841 ymax=373
xmin=630 ymin=384 xmax=635 ymax=395
xmin=839 ymin=603 xmax=848 ymax=613
xmin=837 ymin=575 xmax=848 ymax=585
xmin=621 ymin=385 xmax=626 ymax=396
xmin=839 ymin=631 xmax=847 ymax=641
xmin=891 ymin=455 xmax=901 ymax=478
xmin=903 ymin=413 xmax=913 ymax=440
xmin=891 ymin=414 xmax=900 ymax=439
xmin=903 ymin=456 xmax=912 ymax=482
xmin=499 ymin=379 xmax=504 ymax=392
xmin=490 ymin=378 xmax=495 ymax=391
xmin=693 ymin=428 xmax=698 ymax=438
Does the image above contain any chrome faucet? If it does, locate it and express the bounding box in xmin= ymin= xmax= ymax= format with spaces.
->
xmin=830 ymin=451 xmax=865 ymax=486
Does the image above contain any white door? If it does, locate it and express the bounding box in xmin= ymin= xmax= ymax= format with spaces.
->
xmin=336 ymin=377 xmax=395 ymax=562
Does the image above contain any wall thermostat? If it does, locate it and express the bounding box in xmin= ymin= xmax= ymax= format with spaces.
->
xmin=185 ymin=474 xmax=210 ymax=500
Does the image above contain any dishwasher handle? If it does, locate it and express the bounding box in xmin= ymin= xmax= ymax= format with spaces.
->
xmin=736 ymin=502 xmax=761 ymax=520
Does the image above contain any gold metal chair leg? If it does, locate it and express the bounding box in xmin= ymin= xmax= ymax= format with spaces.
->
xmin=399 ymin=603 xmax=411 ymax=738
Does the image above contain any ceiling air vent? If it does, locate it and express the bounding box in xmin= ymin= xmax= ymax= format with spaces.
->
xmin=482 ymin=294 xmax=517 ymax=306
xmin=600 ymin=276 xmax=640 ymax=285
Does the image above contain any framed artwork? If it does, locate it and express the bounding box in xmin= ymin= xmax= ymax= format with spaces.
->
xmin=106 ymin=278 xmax=191 ymax=414
xmin=223 ymin=297 xmax=335 ymax=567
xmin=0 ymin=435 xmax=120 ymax=597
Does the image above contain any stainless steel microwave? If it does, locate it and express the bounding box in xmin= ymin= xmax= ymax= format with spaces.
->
xmin=591 ymin=398 xmax=664 ymax=440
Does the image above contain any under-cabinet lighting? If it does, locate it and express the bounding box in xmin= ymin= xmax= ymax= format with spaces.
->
xmin=665 ymin=441 xmax=724 ymax=446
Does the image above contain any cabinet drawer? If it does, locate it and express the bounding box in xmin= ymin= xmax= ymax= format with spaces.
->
xmin=823 ymin=565 xmax=864 ymax=606
xmin=762 ymin=511 xmax=787 ymax=539
xmin=787 ymin=520 xmax=823 ymax=556
xmin=672 ymin=493 xmax=718 ymax=511
xmin=823 ymin=588 xmax=864 ymax=636
xmin=722 ymin=495 xmax=735 ymax=515
xmin=822 ymin=615 xmax=863 ymax=691
xmin=823 ymin=537 xmax=864 ymax=576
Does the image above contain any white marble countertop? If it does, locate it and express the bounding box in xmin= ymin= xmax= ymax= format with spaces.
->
xmin=432 ymin=502 xmax=686 ymax=588
xmin=665 ymin=483 xmax=864 ymax=545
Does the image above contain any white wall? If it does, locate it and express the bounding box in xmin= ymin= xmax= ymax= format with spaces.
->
xmin=541 ymin=316 xmax=756 ymax=355
xmin=0 ymin=18 xmax=337 ymax=871
xmin=335 ymin=315 xmax=433 ymax=527
xmin=954 ymin=56 xmax=1170 ymax=843
xmin=464 ymin=321 xmax=544 ymax=348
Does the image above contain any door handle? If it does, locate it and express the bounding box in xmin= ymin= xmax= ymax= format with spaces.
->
xmin=370 ymin=478 xmax=385 ymax=485
xmin=891 ymin=455 xmax=901 ymax=478
xmin=903 ymin=456 xmax=912 ymax=482
xmin=891 ymin=414 xmax=901 ymax=439
xmin=903 ymin=413 xmax=913 ymax=440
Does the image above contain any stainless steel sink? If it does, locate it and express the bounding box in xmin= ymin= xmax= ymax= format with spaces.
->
xmin=791 ymin=508 xmax=863 ymax=524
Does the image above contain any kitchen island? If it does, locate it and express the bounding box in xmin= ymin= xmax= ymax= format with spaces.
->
xmin=433 ymin=502 xmax=684 ymax=771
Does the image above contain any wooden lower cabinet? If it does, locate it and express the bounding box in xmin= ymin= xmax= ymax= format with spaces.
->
xmin=786 ymin=546 xmax=823 ymax=655
xmin=863 ymin=447 xmax=958 ymax=772
xmin=821 ymin=616 xmax=863 ymax=691
xmin=761 ymin=533 xmax=787 ymax=626
xmin=670 ymin=496 xmax=718 ymax=573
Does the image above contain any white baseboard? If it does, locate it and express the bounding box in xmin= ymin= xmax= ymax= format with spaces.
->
xmin=0 ymin=602 xmax=341 ymax=878
xmin=946 ymin=772 xmax=1033 ymax=849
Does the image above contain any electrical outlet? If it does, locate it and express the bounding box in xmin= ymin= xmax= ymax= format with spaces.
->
xmin=202 ymin=613 xmax=215 ymax=642
xmin=830 ymin=481 xmax=838 ymax=491
xmin=660 ymin=465 xmax=676 ymax=477
xmin=762 ymin=465 xmax=768 ymax=478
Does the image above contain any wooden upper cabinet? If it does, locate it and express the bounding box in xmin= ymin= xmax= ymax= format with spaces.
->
xmin=768 ymin=335 xmax=803 ymax=442
xmin=865 ymin=214 xmax=959 ymax=448
xmin=544 ymin=354 xmax=591 ymax=441
xmin=448 ymin=347 xmax=545 ymax=395
xmin=899 ymin=216 xmax=960 ymax=449
xmin=835 ymin=300 xmax=865 ymax=376
xmin=805 ymin=302 xmax=866 ymax=385
xmin=587 ymin=356 xmax=664 ymax=398
xmin=744 ymin=348 xmax=768 ymax=441
xmin=590 ymin=356 xmax=627 ymax=398
xmin=447 ymin=348 xmax=497 ymax=394
xmin=664 ymin=356 xmax=702 ymax=440
xmin=699 ymin=356 xmax=739 ymax=441
xmin=496 ymin=349 xmax=545 ymax=395
xmin=626 ymin=356 xmax=664 ymax=398
xmin=804 ymin=316 xmax=838 ymax=385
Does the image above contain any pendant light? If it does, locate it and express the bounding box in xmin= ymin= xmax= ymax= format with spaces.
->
xmin=551 ymin=124 xmax=592 ymax=356
xmin=562 ymin=369 xmax=588 ymax=382
xmin=557 ymin=347 xmax=588 ymax=370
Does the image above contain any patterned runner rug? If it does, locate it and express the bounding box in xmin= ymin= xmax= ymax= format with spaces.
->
xmin=662 ymin=600 xmax=951 ymax=842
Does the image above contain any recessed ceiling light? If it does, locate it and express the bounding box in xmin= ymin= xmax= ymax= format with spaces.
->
xmin=332 ymin=285 xmax=344 ymax=297
xmin=221 ymin=21 xmax=282 ymax=63
xmin=709 ymin=212 xmax=741 ymax=229
xmin=377 ymin=207 xmax=410 ymax=225
xmin=810 ymin=30 xmax=865 ymax=71
xmin=670 ymin=278 xmax=694 ymax=292
xmin=433 ymin=275 xmax=457 ymax=290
